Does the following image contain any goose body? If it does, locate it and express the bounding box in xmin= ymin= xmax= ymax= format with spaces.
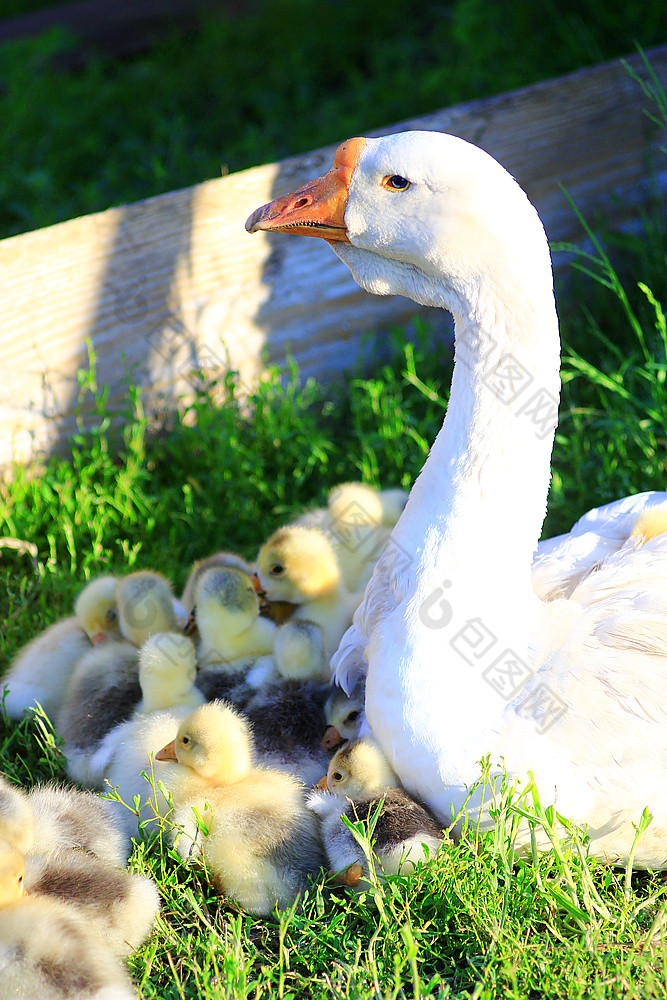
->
xmin=247 ymin=131 xmax=667 ymax=866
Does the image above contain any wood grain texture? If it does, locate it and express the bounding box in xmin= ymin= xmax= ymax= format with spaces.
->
xmin=2 ymin=44 xmax=666 ymax=467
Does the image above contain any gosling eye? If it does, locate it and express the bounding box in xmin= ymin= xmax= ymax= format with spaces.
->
xmin=382 ymin=174 xmax=410 ymax=191
xmin=270 ymin=563 xmax=285 ymax=576
xmin=105 ymin=608 xmax=118 ymax=624
xmin=331 ymin=771 xmax=343 ymax=783
xmin=181 ymin=736 xmax=191 ymax=746
xmin=345 ymin=710 xmax=360 ymax=725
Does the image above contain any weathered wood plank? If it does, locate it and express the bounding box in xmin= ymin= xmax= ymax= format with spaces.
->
xmin=1 ymin=45 xmax=666 ymax=467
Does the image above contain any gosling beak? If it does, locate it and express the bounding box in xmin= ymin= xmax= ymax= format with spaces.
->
xmin=92 ymin=632 xmax=108 ymax=646
xmin=321 ymin=725 xmax=343 ymax=750
xmin=251 ymin=573 xmax=266 ymax=596
xmin=314 ymin=775 xmax=329 ymax=792
xmin=183 ymin=610 xmax=197 ymax=638
xmin=333 ymin=862 xmax=364 ymax=887
xmin=155 ymin=739 xmax=178 ymax=762
xmin=245 ymin=137 xmax=366 ymax=243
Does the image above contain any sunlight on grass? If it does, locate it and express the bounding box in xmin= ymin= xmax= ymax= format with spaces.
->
xmin=1 ymin=57 xmax=666 ymax=1000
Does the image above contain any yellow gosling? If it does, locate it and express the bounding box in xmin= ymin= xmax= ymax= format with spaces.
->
xmin=631 ymin=507 xmax=667 ymax=545
xmin=194 ymin=567 xmax=276 ymax=667
xmin=2 ymin=575 xmax=121 ymax=720
xmin=155 ymin=701 xmax=324 ymax=915
xmin=256 ymin=526 xmax=362 ymax=664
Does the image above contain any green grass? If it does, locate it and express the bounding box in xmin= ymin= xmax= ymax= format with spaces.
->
xmin=2 ymin=10 xmax=667 ymax=998
xmin=1 ymin=0 xmax=666 ymax=238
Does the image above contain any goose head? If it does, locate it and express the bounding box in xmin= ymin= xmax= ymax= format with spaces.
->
xmin=256 ymin=525 xmax=340 ymax=603
xmin=246 ymin=131 xmax=553 ymax=328
xmin=75 ymin=575 xmax=121 ymax=646
xmin=116 ymin=571 xmax=176 ymax=647
xmin=155 ymin=701 xmax=254 ymax=785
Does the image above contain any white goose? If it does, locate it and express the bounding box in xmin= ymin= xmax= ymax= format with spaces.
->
xmin=247 ymin=131 xmax=667 ymax=867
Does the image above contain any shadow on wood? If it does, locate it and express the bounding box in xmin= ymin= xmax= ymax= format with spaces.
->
xmin=0 ymin=45 xmax=665 ymax=468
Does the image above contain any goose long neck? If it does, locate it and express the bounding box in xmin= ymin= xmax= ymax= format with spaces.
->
xmin=396 ymin=274 xmax=560 ymax=622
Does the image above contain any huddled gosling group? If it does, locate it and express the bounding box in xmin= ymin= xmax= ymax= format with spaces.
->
xmin=2 ymin=481 xmax=450 ymax=994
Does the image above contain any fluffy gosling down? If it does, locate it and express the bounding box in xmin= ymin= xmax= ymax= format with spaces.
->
xmin=0 ymin=845 xmax=136 ymax=1000
xmin=0 ymin=778 xmax=156 ymax=955
xmin=155 ymin=701 xmax=324 ymax=915
xmin=309 ymin=738 xmax=445 ymax=887
xmin=2 ymin=575 xmax=120 ymax=720
xmin=194 ymin=566 xmax=277 ymax=667
xmin=0 ymin=775 xmax=130 ymax=865
xmin=25 ymin=848 xmax=159 ymax=957
xmin=256 ymin=525 xmax=362 ymax=668
xmin=79 ymin=635 xmax=204 ymax=812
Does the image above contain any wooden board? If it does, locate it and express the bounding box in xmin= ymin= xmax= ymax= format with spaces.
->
xmin=1 ymin=44 xmax=666 ymax=468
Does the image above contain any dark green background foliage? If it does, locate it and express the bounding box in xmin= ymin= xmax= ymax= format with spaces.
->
xmin=1 ymin=4 xmax=667 ymax=996
xmin=0 ymin=0 xmax=665 ymax=238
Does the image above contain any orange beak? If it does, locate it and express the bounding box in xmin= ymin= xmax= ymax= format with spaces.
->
xmin=155 ymin=739 xmax=178 ymax=762
xmin=245 ymin=137 xmax=365 ymax=243
xmin=314 ymin=775 xmax=329 ymax=792
xmin=183 ymin=610 xmax=197 ymax=638
xmin=332 ymin=862 xmax=364 ymax=887
xmin=92 ymin=632 xmax=108 ymax=646
xmin=251 ymin=573 xmax=265 ymax=596
xmin=321 ymin=725 xmax=343 ymax=750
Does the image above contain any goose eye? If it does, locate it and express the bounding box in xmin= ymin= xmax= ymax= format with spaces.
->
xmin=331 ymin=771 xmax=343 ymax=782
xmin=181 ymin=736 xmax=191 ymax=746
xmin=383 ymin=174 xmax=410 ymax=191
xmin=105 ymin=608 xmax=118 ymax=624
xmin=270 ymin=563 xmax=285 ymax=576
xmin=345 ymin=710 xmax=360 ymax=724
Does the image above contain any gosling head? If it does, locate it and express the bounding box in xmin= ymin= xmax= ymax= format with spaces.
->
xmin=155 ymin=701 xmax=254 ymax=785
xmin=194 ymin=566 xmax=260 ymax=642
xmin=0 ymin=778 xmax=34 ymax=855
xmin=321 ymin=738 xmax=399 ymax=798
xmin=328 ymin=482 xmax=384 ymax=530
xmin=0 ymin=844 xmax=26 ymax=907
xmin=322 ymin=685 xmax=364 ymax=749
xmin=256 ymin=526 xmax=341 ymax=603
xmin=116 ymin=571 xmax=176 ymax=647
xmin=75 ymin=575 xmax=121 ymax=646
